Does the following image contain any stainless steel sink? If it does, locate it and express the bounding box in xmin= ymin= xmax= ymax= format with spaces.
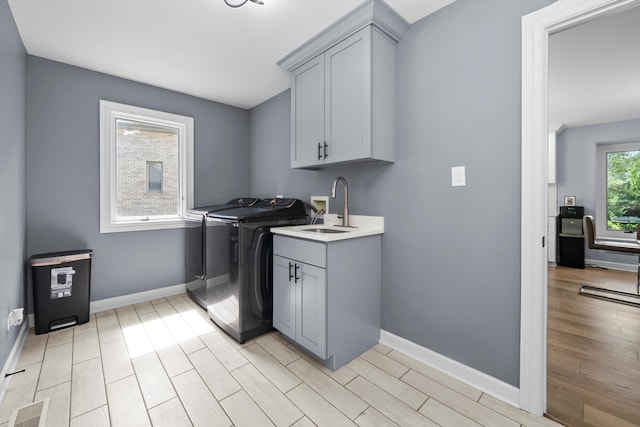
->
xmin=304 ymin=228 xmax=350 ymax=234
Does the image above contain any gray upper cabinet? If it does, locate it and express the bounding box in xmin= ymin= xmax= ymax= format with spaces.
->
xmin=279 ymin=0 xmax=408 ymax=169
xmin=291 ymin=56 xmax=325 ymax=167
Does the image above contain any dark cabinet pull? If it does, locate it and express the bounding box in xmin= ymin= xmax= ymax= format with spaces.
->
xmin=323 ymin=142 xmax=328 ymax=159
xmin=288 ymin=262 xmax=294 ymax=281
xmin=294 ymin=264 xmax=300 ymax=283
xmin=318 ymin=143 xmax=322 ymax=160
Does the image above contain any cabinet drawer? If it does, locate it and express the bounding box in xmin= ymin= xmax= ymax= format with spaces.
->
xmin=274 ymin=236 xmax=326 ymax=268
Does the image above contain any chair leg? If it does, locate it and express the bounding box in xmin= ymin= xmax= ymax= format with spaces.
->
xmin=637 ymin=255 xmax=640 ymax=295
xmin=580 ymin=259 xmax=640 ymax=306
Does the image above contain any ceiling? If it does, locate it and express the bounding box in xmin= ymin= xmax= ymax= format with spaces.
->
xmin=10 ymin=0 xmax=637 ymax=126
xmin=549 ymin=4 xmax=640 ymax=130
xmin=8 ymin=0 xmax=455 ymax=110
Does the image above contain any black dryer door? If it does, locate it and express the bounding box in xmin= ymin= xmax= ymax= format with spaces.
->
xmin=250 ymin=228 xmax=273 ymax=319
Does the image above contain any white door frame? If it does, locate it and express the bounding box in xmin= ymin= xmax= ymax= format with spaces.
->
xmin=520 ymin=0 xmax=640 ymax=415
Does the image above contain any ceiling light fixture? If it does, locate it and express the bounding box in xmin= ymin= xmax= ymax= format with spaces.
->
xmin=224 ymin=0 xmax=264 ymax=7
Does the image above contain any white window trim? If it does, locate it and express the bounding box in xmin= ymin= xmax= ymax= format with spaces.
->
xmin=595 ymin=140 xmax=640 ymax=240
xmin=99 ymin=100 xmax=194 ymax=233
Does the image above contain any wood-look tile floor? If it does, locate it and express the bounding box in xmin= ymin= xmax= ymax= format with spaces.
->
xmin=0 ymin=293 xmax=558 ymax=427
xmin=547 ymin=266 xmax=640 ymax=427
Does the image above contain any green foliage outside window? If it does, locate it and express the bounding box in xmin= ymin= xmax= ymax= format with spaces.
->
xmin=607 ymin=150 xmax=640 ymax=231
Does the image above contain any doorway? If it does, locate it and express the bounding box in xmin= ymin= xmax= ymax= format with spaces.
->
xmin=545 ymin=5 xmax=640 ymax=425
xmin=520 ymin=0 xmax=640 ymax=417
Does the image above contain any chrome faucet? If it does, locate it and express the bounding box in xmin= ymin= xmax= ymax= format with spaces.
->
xmin=330 ymin=176 xmax=350 ymax=227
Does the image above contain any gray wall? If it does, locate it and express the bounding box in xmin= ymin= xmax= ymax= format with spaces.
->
xmin=0 ymin=0 xmax=27 ymax=371
xmin=250 ymin=0 xmax=554 ymax=387
xmin=557 ymin=118 xmax=640 ymax=265
xmin=26 ymin=57 xmax=250 ymax=301
xmin=6 ymin=0 xmax=556 ymax=388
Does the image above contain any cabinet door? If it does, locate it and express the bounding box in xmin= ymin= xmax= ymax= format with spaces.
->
xmin=291 ymin=55 xmax=325 ymax=168
xmin=296 ymin=263 xmax=327 ymax=358
xmin=324 ymin=28 xmax=372 ymax=164
xmin=272 ymin=255 xmax=296 ymax=340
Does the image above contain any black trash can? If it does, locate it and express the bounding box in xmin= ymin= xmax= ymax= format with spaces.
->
xmin=30 ymin=249 xmax=93 ymax=335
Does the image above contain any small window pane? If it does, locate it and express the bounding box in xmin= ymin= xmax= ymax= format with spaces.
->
xmin=147 ymin=161 xmax=163 ymax=193
xmin=115 ymin=118 xmax=179 ymax=218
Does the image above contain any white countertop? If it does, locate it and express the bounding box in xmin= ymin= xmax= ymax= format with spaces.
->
xmin=271 ymin=214 xmax=384 ymax=242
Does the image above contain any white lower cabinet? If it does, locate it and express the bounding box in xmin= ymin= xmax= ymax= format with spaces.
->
xmin=272 ymin=234 xmax=381 ymax=370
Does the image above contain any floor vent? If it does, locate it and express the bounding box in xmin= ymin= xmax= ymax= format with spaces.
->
xmin=7 ymin=398 xmax=48 ymax=427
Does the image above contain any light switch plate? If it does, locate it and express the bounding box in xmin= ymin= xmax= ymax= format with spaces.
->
xmin=451 ymin=166 xmax=466 ymax=186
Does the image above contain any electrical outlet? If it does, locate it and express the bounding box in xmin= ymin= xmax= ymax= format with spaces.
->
xmin=6 ymin=308 xmax=24 ymax=331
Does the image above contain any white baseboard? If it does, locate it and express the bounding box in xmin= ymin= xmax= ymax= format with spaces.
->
xmin=380 ymin=330 xmax=520 ymax=408
xmin=26 ymin=284 xmax=187 ymax=323
xmin=2 ymin=283 xmax=186 ymax=405
xmin=0 ymin=322 xmax=30 ymax=406
xmin=585 ymin=258 xmax=636 ymax=273
xmin=90 ymin=283 xmax=187 ymax=313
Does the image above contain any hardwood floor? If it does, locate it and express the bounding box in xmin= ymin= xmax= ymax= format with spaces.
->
xmin=0 ymin=293 xmax=559 ymax=427
xmin=547 ymin=266 xmax=640 ymax=427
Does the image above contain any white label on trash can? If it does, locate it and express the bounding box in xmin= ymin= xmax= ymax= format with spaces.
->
xmin=51 ymin=267 xmax=75 ymax=299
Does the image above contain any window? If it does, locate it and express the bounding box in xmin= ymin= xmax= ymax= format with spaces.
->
xmin=596 ymin=140 xmax=640 ymax=239
xmin=100 ymin=100 xmax=193 ymax=233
